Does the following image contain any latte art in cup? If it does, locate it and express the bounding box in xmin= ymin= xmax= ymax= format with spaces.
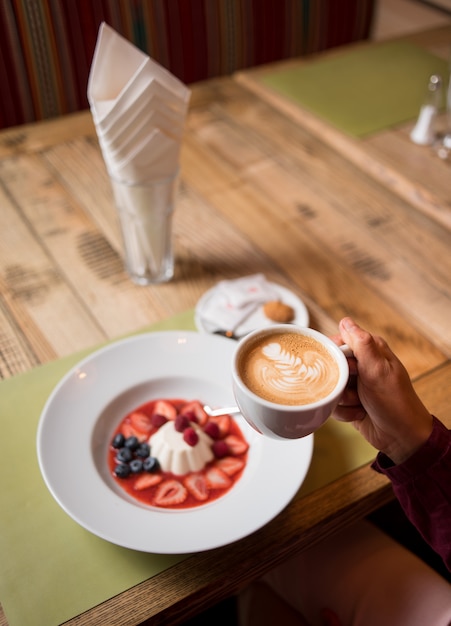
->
xmin=238 ymin=332 xmax=339 ymax=405
xmin=233 ymin=325 xmax=350 ymax=439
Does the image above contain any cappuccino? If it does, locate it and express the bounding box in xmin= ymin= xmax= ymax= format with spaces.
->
xmin=237 ymin=331 xmax=339 ymax=405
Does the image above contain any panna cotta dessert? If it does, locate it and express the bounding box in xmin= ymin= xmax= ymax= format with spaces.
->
xmin=150 ymin=421 xmax=214 ymax=474
xmin=108 ymin=398 xmax=249 ymax=509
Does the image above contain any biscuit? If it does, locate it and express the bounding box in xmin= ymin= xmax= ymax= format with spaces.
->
xmin=263 ymin=300 xmax=295 ymax=323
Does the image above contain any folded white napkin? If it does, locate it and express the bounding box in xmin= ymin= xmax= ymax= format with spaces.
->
xmin=107 ymin=129 xmax=181 ymax=182
xmin=199 ymin=274 xmax=279 ymax=331
xmin=88 ymin=23 xmax=191 ymax=184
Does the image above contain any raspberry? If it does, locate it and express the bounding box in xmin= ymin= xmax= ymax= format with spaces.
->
xmin=203 ymin=421 xmax=220 ymax=439
xmin=181 ymin=410 xmax=197 ymax=423
xmin=212 ymin=440 xmax=229 ymax=458
xmin=183 ymin=427 xmax=199 ymax=447
xmin=151 ymin=413 xmax=168 ymax=428
xmin=175 ymin=414 xmax=190 ymax=432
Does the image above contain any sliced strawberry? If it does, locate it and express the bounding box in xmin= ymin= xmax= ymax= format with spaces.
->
xmin=154 ymin=479 xmax=187 ymax=506
xmin=224 ymin=435 xmax=249 ymax=456
xmin=151 ymin=413 xmax=168 ymax=428
xmin=205 ymin=467 xmax=232 ymax=490
xmin=208 ymin=414 xmax=231 ymax=437
xmin=180 ymin=400 xmax=208 ymax=426
xmin=152 ymin=400 xmax=177 ymax=421
xmin=216 ymin=456 xmax=245 ymax=476
xmin=130 ymin=411 xmax=153 ymax=434
xmin=133 ymin=473 xmax=163 ymax=491
xmin=184 ymin=473 xmax=209 ymax=501
xmin=121 ymin=422 xmax=147 ymax=442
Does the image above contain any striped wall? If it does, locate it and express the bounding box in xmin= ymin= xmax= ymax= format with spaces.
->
xmin=1 ymin=0 xmax=375 ymax=129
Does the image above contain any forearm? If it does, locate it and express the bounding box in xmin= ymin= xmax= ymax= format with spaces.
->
xmin=372 ymin=417 xmax=451 ymax=571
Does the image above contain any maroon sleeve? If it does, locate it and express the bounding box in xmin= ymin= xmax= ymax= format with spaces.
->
xmin=372 ymin=417 xmax=451 ymax=571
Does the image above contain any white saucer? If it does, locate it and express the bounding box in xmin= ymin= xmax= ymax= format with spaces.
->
xmin=195 ymin=281 xmax=309 ymax=338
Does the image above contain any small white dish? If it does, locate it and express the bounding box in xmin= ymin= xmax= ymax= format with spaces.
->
xmin=37 ymin=331 xmax=313 ymax=553
xmin=195 ymin=281 xmax=310 ymax=338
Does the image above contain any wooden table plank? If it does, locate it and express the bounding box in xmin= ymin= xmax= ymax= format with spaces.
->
xmin=181 ymin=80 xmax=449 ymax=372
xmin=0 ymin=111 xmax=96 ymax=159
xmin=208 ymin=87 xmax=451 ymax=291
xmin=0 ymin=170 xmax=106 ymax=363
xmin=0 ymin=302 xmax=41 ymax=377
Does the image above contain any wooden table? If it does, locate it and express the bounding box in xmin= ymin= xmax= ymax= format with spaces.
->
xmin=1 ymin=26 xmax=450 ymax=626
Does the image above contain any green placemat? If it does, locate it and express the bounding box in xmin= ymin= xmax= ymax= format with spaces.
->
xmin=0 ymin=310 xmax=375 ymax=626
xmin=262 ymin=41 xmax=448 ymax=137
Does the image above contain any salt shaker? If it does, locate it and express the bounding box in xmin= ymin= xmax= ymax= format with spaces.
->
xmin=410 ymin=74 xmax=442 ymax=146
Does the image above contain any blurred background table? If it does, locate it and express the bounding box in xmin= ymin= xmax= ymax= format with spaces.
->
xmin=236 ymin=25 xmax=451 ymax=231
xmin=0 ymin=25 xmax=450 ymax=626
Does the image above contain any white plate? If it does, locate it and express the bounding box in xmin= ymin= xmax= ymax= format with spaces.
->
xmin=37 ymin=332 xmax=313 ymax=553
xmin=195 ymin=282 xmax=309 ymax=338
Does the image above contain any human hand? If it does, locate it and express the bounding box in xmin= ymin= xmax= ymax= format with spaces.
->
xmin=331 ymin=317 xmax=433 ymax=464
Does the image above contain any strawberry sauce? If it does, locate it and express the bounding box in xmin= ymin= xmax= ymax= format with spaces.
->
xmin=108 ymin=398 xmax=249 ymax=509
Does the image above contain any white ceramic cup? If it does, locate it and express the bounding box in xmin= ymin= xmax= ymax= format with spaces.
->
xmin=232 ymin=325 xmax=350 ymax=440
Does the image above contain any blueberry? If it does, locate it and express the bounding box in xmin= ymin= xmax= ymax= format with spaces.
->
xmin=130 ymin=459 xmax=143 ymax=473
xmin=135 ymin=442 xmax=150 ymax=458
xmin=112 ymin=433 xmax=125 ymax=449
xmin=143 ymin=456 xmax=160 ymax=473
xmin=124 ymin=436 xmax=139 ymax=451
xmin=116 ymin=447 xmax=133 ymax=463
xmin=114 ymin=463 xmax=131 ymax=478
